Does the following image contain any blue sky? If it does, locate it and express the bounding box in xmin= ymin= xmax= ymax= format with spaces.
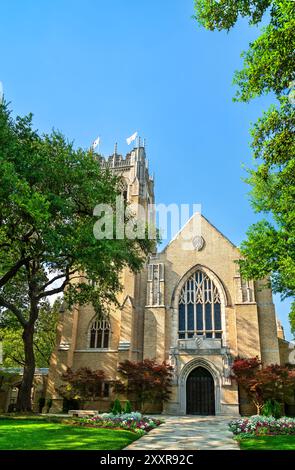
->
xmin=0 ymin=0 xmax=292 ymax=339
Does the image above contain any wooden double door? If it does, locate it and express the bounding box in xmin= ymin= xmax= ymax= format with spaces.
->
xmin=186 ymin=367 xmax=215 ymax=415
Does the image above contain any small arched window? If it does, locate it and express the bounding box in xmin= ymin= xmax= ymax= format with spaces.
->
xmin=178 ymin=270 xmax=222 ymax=339
xmin=89 ymin=318 xmax=110 ymax=349
xmin=118 ymin=178 xmax=128 ymax=204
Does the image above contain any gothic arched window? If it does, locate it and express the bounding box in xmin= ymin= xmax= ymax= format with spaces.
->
xmin=178 ymin=270 xmax=222 ymax=339
xmin=118 ymin=178 xmax=128 ymax=204
xmin=89 ymin=318 xmax=110 ymax=349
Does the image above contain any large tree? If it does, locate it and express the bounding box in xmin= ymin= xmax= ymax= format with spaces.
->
xmin=194 ymin=0 xmax=295 ymax=328
xmin=0 ymin=102 xmax=154 ymax=411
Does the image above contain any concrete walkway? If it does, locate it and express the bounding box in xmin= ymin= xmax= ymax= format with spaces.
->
xmin=126 ymin=416 xmax=239 ymax=450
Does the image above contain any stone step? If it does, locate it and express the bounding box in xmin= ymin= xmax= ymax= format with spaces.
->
xmin=68 ymin=410 xmax=97 ymax=418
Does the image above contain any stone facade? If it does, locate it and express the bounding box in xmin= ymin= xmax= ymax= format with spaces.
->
xmin=47 ymin=145 xmax=288 ymax=416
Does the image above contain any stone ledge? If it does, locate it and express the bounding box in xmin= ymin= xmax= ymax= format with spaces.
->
xmin=68 ymin=410 xmax=97 ymax=418
xmin=74 ymin=349 xmax=118 ymax=353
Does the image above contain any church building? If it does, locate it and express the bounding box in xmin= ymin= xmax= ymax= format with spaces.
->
xmin=47 ymin=144 xmax=290 ymax=416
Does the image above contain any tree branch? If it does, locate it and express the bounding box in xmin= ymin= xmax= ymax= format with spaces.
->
xmin=0 ymin=257 xmax=30 ymax=288
xmin=38 ymin=277 xmax=81 ymax=299
xmin=7 ymin=354 xmax=25 ymax=367
xmin=41 ymin=269 xmax=78 ymax=291
xmin=33 ymin=341 xmax=50 ymax=364
xmin=38 ymin=267 xmax=73 ymax=299
xmin=0 ymin=295 xmax=27 ymax=327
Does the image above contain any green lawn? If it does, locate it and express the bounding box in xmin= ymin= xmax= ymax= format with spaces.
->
xmin=0 ymin=418 xmax=139 ymax=450
xmin=237 ymin=436 xmax=295 ymax=450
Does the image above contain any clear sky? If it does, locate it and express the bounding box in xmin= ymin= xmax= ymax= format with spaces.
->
xmin=0 ymin=0 xmax=292 ymax=339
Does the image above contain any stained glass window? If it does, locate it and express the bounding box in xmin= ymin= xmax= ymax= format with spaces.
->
xmin=178 ymin=270 xmax=222 ymax=339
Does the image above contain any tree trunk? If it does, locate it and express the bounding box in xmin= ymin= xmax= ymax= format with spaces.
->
xmin=16 ymin=323 xmax=36 ymax=412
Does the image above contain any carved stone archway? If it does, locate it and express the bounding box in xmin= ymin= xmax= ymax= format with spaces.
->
xmin=179 ymin=357 xmax=222 ymax=415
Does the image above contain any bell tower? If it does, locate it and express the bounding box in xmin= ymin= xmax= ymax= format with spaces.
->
xmin=96 ymin=142 xmax=155 ymax=361
xmin=97 ymin=141 xmax=154 ymax=210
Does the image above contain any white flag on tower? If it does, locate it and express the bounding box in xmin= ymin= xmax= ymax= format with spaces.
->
xmin=92 ymin=136 xmax=100 ymax=150
xmin=126 ymin=131 xmax=138 ymax=145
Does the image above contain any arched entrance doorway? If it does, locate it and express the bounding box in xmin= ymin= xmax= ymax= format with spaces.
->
xmin=186 ymin=367 xmax=215 ymax=415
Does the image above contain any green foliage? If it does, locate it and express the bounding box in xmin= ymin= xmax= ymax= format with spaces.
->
xmin=194 ymin=0 xmax=271 ymax=31
xmin=239 ymin=96 xmax=295 ymax=301
xmin=262 ymin=398 xmax=282 ymax=419
xmin=233 ymin=2 xmax=295 ymax=101
xmin=111 ymin=399 xmax=122 ymax=415
xmin=194 ymin=1 xmax=295 ymax=321
xmin=289 ymin=302 xmax=295 ymax=336
xmin=0 ymin=299 xmax=60 ymax=367
xmin=124 ymin=400 xmax=132 ymax=414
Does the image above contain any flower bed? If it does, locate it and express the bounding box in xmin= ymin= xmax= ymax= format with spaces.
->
xmin=78 ymin=412 xmax=163 ymax=435
xmin=229 ymin=415 xmax=295 ymax=437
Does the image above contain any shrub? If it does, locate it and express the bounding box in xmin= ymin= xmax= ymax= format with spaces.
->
xmin=117 ymin=359 xmax=173 ymax=412
xmin=111 ymin=398 xmax=122 ymax=415
xmin=46 ymin=398 xmax=53 ymax=413
xmin=59 ymin=367 xmax=106 ymax=401
xmin=38 ymin=397 xmax=46 ymax=413
xmin=124 ymin=400 xmax=132 ymax=413
xmin=232 ymin=357 xmax=295 ymax=414
xmin=262 ymin=399 xmax=282 ymax=419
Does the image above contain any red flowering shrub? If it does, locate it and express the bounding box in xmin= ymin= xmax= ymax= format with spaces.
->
xmin=232 ymin=357 xmax=295 ymax=414
xmin=117 ymin=359 xmax=173 ymax=412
